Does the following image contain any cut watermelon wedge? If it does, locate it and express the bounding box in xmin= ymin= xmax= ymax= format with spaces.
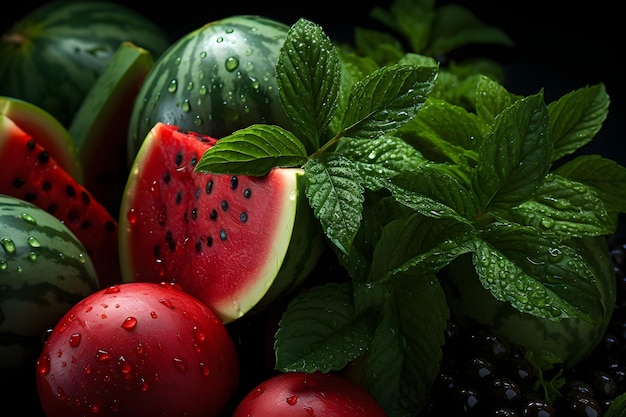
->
xmin=119 ymin=122 xmax=324 ymax=323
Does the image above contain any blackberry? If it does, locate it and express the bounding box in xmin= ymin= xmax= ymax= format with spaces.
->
xmin=419 ymin=234 xmax=626 ymax=416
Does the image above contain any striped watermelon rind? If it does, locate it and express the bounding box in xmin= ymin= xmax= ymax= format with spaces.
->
xmin=127 ymin=15 xmax=293 ymax=165
xmin=443 ymin=235 xmax=616 ymax=369
xmin=0 ymin=194 xmax=99 ymax=369
xmin=0 ymin=0 xmax=171 ymax=127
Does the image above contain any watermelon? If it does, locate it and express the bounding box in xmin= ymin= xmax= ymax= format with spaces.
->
xmin=119 ymin=122 xmax=325 ymax=323
xmin=127 ymin=15 xmax=293 ymax=165
xmin=69 ymin=41 xmax=156 ymax=218
xmin=0 ymin=96 xmax=82 ymax=183
xmin=0 ymin=0 xmax=171 ymax=127
xmin=0 ymin=113 xmax=120 ymax=288
xmin=0 ymin=194 xmax=100 ymax=369
xmin=442 ymin=235 xmax=616 ymax=369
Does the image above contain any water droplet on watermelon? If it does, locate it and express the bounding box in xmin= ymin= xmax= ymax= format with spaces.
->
xmin=27 ymin=236 xmax=41 ymax=248
xmin=194 ymin=115 xmax=203 ymax=126
xmin=286 ymin=395 xmax=298 ymax=405
xmin=168 ymin=79 xmax=178 ymax=93
xmin=0 ymin=259 xmax=7 ymax=270
xmin=121 ymin=316 xmax=138 ymax=330
xmin=200 ymin=362 xmax=210 ymax=377
xmin=28 ymin=251 xmax=37 ymax=261
xmin=97 ymin=349 xmax=113 ymax=362
xmin=225 ymin=56 xmax=239 ymax=72
xmin=193 ymin=325 xmax=206 ymax=343
xmin=0 ymin=238 xmax=16 ymax=254
xmin=36 ymin=355 xmax=51 ymax=375
xmin=173 ymin=357 xmax=188 ymax=374
xmin=69 ymin=332 xmax=81 ymax=347
xmin=216 ymin=36 xmax=224 ymax=43
xmin=104 ymin=285 xmax=121 ymax=294
xmin=20 ymin=212 xmax=37 ymax=225
xmin=119 ymin=357 xmax=132 ymax=377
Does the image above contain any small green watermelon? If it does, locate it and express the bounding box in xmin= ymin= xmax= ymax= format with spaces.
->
xmin=0 ymin=0 xmax=171 ymax=127
xmin=0 ymin=113 xmax=120 ymax=288
xmin=127 ymin=15 xmax=294 ymax=165
xmin=119 ymin=122 xmax=324 ymax=323
xmin=0 ymin=194 xmax=99 ymax=369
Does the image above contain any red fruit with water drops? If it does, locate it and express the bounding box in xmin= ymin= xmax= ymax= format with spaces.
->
xmin=35 ymin=282 xmax=240 ymax=417
xmin=232 ymin=371 xmax=388 ymax=417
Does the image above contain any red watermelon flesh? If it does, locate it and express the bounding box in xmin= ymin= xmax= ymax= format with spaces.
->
xmin=119 ymin=122 xmax=318 ymax=323
xmin=0 ymin=113 xmax=120 ymax=288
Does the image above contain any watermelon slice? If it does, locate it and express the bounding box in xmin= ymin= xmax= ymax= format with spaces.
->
xmin=119 ymin=122 xmax=325 ymax=323
xmin=0 ymin=113 xmax=120 ymax=288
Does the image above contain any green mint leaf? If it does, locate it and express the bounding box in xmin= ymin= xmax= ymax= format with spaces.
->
xmin=604 ymin=392 xmax=626 ymax=417
xmin=353 ymin=27 xmax=405 ymax=66
xmin=277 ymin=18 xmax=340 ymax=152
xmin=398 ymin=96 xmax=482 ymax=165
xmin=369 ymin=212 xmax=477 ymax=284
xmin=304 ymin=154 xmax=364 ymax=254
xmin=555 ymin=154 xmax=626 ymax=215
xmin=194 ymin=124 xmax=307 ymax=175
xmin=370 ymin=0 xmax=435 ymax=54
xmin=387 ymin=164 xmax=479 ymax=221
xmin=342 ymin=63 xmax=437 ymax=139
xmin=335 ymin=135 xmax=426 ymax=190
xmin=509 ymin=173 xmax=613 ymax=238
xmin=474 ymin=75 xmax=522 ymax=125
xmin=472 ymin=92 xmax=552 ymax=213
xmin=274 ymin=282 xmax=376 ymax=372
xmin=365 ymin=272 xmax=448 ymax=417
xmin=548 ymin=83 xmax=610 ymax=161
xmin=479 ymin=223 xmax=603 ymax=321
xmin=428 ymin=4 xmax=513 ymax=56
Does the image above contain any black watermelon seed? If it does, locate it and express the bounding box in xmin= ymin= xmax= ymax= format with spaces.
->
xmin=195 ymin=240 xmax=202 ymax=253
xmin=12 ymin=178 xmax=25 ymax=188
xmin=81 ymin=191 xmax=90 ymax=205
xmin=163 ymin=171 xmax=171 ymax=184
xmin=165 ymin=231 xmax=175 ymax=251
xmin=206 ymin=180 xmax=213 ymax=194
xmin=192 ymin=208 xmax=197 ymax=221
xmin=175 ymin=151 xmax=183 ymax=166
xmin=26 ymin=139 xmax=36 ymax=151
xmin=195 ymin=188 xmax=201 ymax=200
xmin=221 ymin=200 xmax=228 ymax=211
xmin=240 ymin=212 xmax=248 ymax=223
xmin=153 ymin=245 xmax=160 ymax=258
xmin=230 ymin=176 xmax=238 ymax=190
xmin=243 ymin=188 xmax=251 ymax=198
xmin=66 ymin=185 xmax=76 ymax=198
xmin=219 ymin=230 xmax=227 ymax=241
xmin=25 ymin=193 xmax=36 ymax=201
xmin=206 ymin=236 xmax=213 ymax=247
xmin=184 ymin=211 xmax=189 ymax=222
xmin=175 ymin=190 xmax=182 ymax=204
xmin=42 ymin=181 xmax=52 ymax=191
xmin=38 ymin=151 xmax=50 ymax=163
xmin=81 ymin=221 xmax=91 ymax=230
xmin=209 ymin=209 xmax=217 ymax=220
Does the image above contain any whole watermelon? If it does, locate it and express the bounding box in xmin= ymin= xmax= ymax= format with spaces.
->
xmin=0 ymin=0 xmax=171 ymax=127
xmin=127 ymin=15 xmax=294 ymax=165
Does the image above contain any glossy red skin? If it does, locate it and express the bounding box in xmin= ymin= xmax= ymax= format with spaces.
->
xmin=35 ymin=282 xmax=240 ymax=417
xmin=232 ymin=371 xmax=388 ymax=417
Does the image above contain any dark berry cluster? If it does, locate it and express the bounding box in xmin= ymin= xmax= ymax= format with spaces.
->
xmin=418 ymin=235 xmax=626 ymax=417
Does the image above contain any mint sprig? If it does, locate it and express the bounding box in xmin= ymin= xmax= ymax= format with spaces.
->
xmin=195 ymin=5 xmax=626 ymax=417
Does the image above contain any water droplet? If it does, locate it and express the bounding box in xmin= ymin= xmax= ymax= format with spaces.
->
xmin=216 ymin=36 xmax=224 ymax=43
xmin=182 ymin=99 xmax=191 ymax=112
xmin=225 ymin=56 xmax=239 ymax=72
xmin=168 ymin=79 xmax=178 ymax=93
xmin=36 ymin=355 xmax=50 ymax=375
xmin=173 ymin=357 xmax=188 ymax=374
xmin=150 ymin=311 xmax=158 ymax=319
xmin=65 ymin=333 xmax=82 ymax=350
xmin=286 ymin=395 xmax=298 ymax=405
xmin=27 ymin=236 xmax=41 ymax=248
xmin=0 ymin=259 xmax=7 ymax=270
xmin=104 ymin=285 xmax=121 ymax=294
xmin=199 ymin=51 xmax=207 ymax=58
xmin=0 ymin=238 xmax=16 ymax=254
xmin=20 ymin=212 xmax=37 ymax=225
xmin=96 ymin=349 xmax=112 ymax=362
xmin=193 ymin=326 xmax=206 ymax=343
xmin=160 ymin=298 xmax=175 ymax=309
xmin=121 ymin=316 xmax=138 ymax=330
xmin=200 ymin=362 xmax=210 ymax=377
xmin=28 ymin=251 xmax=37 ymax=261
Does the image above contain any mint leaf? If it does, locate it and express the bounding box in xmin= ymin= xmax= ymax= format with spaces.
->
xmin=194 ymin=124 xmax=307 ymax=175
xmin=277 ymin=18 xmax=340 ymax=152
xmin=429 ymin=4 xmax=514 ymax=56
xmin=353 ymin=27 xmax=405 ymax=66
xmin=474 ymin=75 xmax=522 ymax=124
xmin=398 ymin=96 xmax=482 ymax=164
xmin=509 ymin=173 xmax=613 ymax=238
xmin=274 ymin=282 xmax=376 ymax=372
xmin=335 ymin=135 xmax=426 ymax=190
xmin=604 ymin=392 xmax=626 ymax=417
xmin=365 ymin=272 xmax=448 ymax=417
xmin=555 ymin=154 xmax=626 ymax=216
xmin=548 ymin=83 xmax=610 ymax=161
xmin=479 ymin=224 xmax=603 ymax=321
xmin=472 ymin=93 xmax=552 ymax=213
xmin=342 ymin=64 xmax=437 ymax=139
xmin=304 ymin=154 xmax=364 ymax=254
xmin=370 ymin=0 xmax=435 ymax=54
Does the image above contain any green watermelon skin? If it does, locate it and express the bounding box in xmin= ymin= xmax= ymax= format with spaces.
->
xmin=0 ymin=0 xmax=171 ymax=127
xmin=127 ymin=15 xmax=293 ymax=165
xmin=0 ymin=194 xmax=99 ymax=369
